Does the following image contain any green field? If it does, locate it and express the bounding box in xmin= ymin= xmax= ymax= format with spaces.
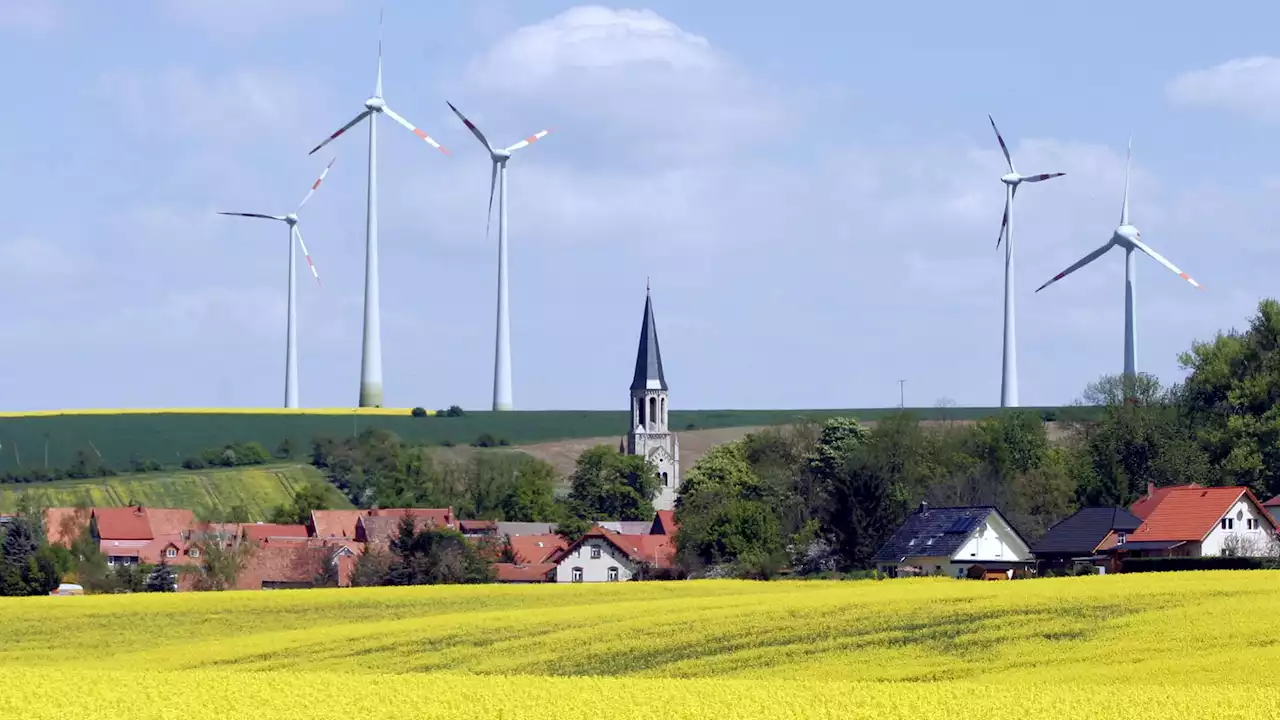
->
xmin=0 ymin=463 xmax=348 ymax=518
xmin=0 ymin=407 xmax=1092 ymax=474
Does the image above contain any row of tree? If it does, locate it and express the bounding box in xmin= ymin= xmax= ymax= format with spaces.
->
xmin=0 ymin=441 xmax=279 ymax=484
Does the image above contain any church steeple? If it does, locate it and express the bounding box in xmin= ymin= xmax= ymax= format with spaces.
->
xmin=630 ymin=281 xmax=668 ymax=392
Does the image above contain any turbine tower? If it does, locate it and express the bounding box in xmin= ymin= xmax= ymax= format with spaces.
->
xmin=445 ymin=101 xmax=551 ymax=411
xmin=988 ymin=116 xmax=1065 ymax=408
xmin=217 ymin=158 xmax=333 ymax=408
xmin=1035 ymin=137 xmax=1203 ymax=390
xmin=308 ymin=10 xmax=448 ymax=407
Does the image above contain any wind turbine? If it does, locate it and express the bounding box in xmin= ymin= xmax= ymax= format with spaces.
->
xmin=308 ymin=10 xmax=448 ymax=408
xmin=1035 ymin=137 xmax=1203 ymax=389
xmin=445 ymin=101 xmax=550 ymax=412
xmin=989 ymin=116 xmax=1065 ymax=408
xmin=217 ymin=158 xmax=333 ymax=409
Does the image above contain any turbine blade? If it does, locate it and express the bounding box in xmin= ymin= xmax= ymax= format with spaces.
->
xmin=218 ymin=212 xmax=285 ymax=220
xmin=1121 ymin=136 xmax=1132 ymax=226
xmin=486 ymin=160 xmax=497 ymax=239
xmin=1035 ymin=242 xmax=1114 ymax=293
xmin=293 ymin=225 xmax=322 ymax=288
xmin=446 ymin=101 xmax=493 ymax=151
xmin=381 ymin=105 xmax=448 ymax=154
xmin=988 ymin=115 xmax=1015 ymax=173
xmin=1132 ymin=238 xmax=1203 ymax=289
xmin=1021 ymin=172 xmax=1065 ymax=183
xmin=505 ymin=129 xmax=551 ymax=153
xmin=295 ymin=157 xmax=337 ymax=213
xmin=375 ymin=6 xmax=384 ymax=98
xmin=309 ymin=110 xmax=372 ymax=155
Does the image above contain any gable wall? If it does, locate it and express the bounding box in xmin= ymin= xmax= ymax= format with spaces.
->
xmin=555 ymin=538 xmax=638 ymax=582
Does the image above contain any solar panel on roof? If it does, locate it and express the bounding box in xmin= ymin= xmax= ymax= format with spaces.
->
xmin=946 ymin=516 xmax=980 ymax=534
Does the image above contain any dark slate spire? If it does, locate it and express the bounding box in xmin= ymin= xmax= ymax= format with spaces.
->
xmin=630 ymin=282 xmax=668 ymax=391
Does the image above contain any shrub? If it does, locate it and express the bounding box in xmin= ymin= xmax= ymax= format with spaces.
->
xmin=471 ymin=433 xmax=509 ymax=448
xmin=1120 ymin=556 xmax=1273 ymax=573
xmin=964 ymin=564 xmax=987 ymax=580
xmin=411 ymin=407 xmax=427 ymax=418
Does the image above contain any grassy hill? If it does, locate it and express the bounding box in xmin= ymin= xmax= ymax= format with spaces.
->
xmin=0 ymin=463 xmax=349 ymax=519
xmin=0 ymin=406 xmax=1091 ymax=474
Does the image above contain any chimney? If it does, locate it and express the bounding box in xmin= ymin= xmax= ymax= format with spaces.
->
xmin=916 ymin=501 xmax=929 ymax=515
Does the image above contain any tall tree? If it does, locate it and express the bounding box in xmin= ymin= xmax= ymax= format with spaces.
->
xmin=385 ymin=516 xmax=493 ymax=585
xmin=567 ymin=445 xmax=659 ymax=521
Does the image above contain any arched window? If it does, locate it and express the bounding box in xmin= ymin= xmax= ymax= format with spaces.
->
xmin=648 ymin=396 xmax=657 ymax=428
xmin=661 ymin=471 xmax=669 ymax=486
xmin=607 ymin=566 xmax=619 ymax=582
xmin=661 ymin=397 xmax=666 ymax=427
xmin=637 ymin=397 xmax=645 ymax=427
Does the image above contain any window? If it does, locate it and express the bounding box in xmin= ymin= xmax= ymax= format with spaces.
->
xmin=165 ymin=547 xmax=177 ymax=558
xmin=956 ymin=567 xmax=965 ymax=578
xmin=661 ymin=472 xmax=669 ymax=487
xmin=1117 ymin=532 xmax=1127 ymax=545
xmin=189 ymin=548 xmax=201 ymax=558
xmin=571 ymin=567 xmax=583 ymax=583
xmin=607 ymin=566 xmax=619 ymax=582
xmin=590 ymin=546 xmax=601 ymax=559
xmin=574 ymin=547 xmax=581 ymax=558
xmin=1221 ymin=518 xmax=1235 ymax=531
xmin=1246 ymin=518 xmax=1260 ymax=530
xmin=106 ymin=556 xmax=114 ymax=566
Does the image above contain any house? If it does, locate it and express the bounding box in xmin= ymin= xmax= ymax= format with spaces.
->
xmin=308 ymin=509 xmax=365 ymax=540
xmin=493 ymin=562 xmax=556 ymax=583
xmin=1263 ymin=494 xmax=1280 ymax=523
xmin=460 ymin=520 xmax=497 ymax=538
xmin=872 ymin=503 xmax=1034 ymax=579
xmin=596 ymin=520 xmax=653 ymax=534
xmin=1115 ymin=485 xmax=1277 ymax=558
xmin=551 ymin=527 xmax=674 ymax=582
xmin=241 ymin=523 xmax=310 ymax=544
xmin=1031 ymin=507 xmax=1144 ymax=572
xmin=650 ymin=510 xmax=677 ymax=536
xmin=495 ymin=521 xmax=557 ymax=536
xmin=507 ymin=534 xmax=567 ymax=565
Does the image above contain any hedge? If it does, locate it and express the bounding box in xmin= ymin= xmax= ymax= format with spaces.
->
xmin=1119 ymin=556 xmax=1278 ymax=573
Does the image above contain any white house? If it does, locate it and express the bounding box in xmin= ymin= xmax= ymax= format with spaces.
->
xmin=1120 ymin=485 xmax=1278 ymax=557
xmin=552 ymin=527 xmax=673 ymax=583
xmin=872 ymin=503 xmax=1034 ymax=579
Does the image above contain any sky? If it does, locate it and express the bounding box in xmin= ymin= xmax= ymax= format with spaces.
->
xmin=2 ymin=1 xmax=1279 ymax=412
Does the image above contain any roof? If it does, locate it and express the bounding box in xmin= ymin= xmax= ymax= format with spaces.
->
xmin=1115 ymin=540 xmax=1188 ymax=551
xmin=1264 ymin=495 xmax=1280 ymax=508
xmin=44 ymin=507 xmax=92 ymax=546
xmin=93 ymin=506 xmax=154 ymax=541
xmin=557 ymin=527 xmax=675 ymax=569
xmin=508 ymin=534 xmax=567 ymax=564
xmin=460 ymin=519 xmax=497 ymax=532
xmin=494 ymin=563 xmax=556 ymax=582
xmin=372 ymin=507 xmax=456 ymax=529
xmin=651 ymin=510 xmax=677 ymax=536
xmin=310 ymin=510 xmax=364 ymax=539
xmin=596 ymin=520 xmax=653 ymax=535
xmin=1129 ymin=483 xmax=1201 ymax=520
xmin=871 ymin=506 xmax=1008 ymax=564
xmin=630 ymin=285 xmax=667 ymax=392
xmin=242 ymin=523 xmax=310 ymax=543
xmin=145 ymin=508 xmax=196 ymax=537
xmin=1031 ymin=507 xmax=1144 ymax=555
xmin=1127 ymin=486 xmax=1270 ymax=542
xmin=496 ymin=521 xmax=557 ymax=536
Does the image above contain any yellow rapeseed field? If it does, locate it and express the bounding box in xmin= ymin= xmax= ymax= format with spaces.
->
xmin=1 ymin=572 xmax=1275 ymax=719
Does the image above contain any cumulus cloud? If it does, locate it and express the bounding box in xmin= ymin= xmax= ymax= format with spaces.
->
xmin=1166 ymin=57 xmax=1280 ymax=122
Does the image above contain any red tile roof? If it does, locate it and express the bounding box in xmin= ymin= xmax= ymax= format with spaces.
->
xmin=560 ymin=527 xmax=675 ymax=569
xmin=651 ymin=510 xmax=677 ymax=536
xmin=1128 ymin=486 xmax=1269 ymax=542
xmin=242 ymin=523 xmax=310 ymax=543
xmin=93 ymin=506 xmax=154 ymax=541
xmin=372 ymin=507 xmax=456 ymax=529
xmin=146 ymin=508 xmax=196 ymax=537
xmin=310 ymin=510 xmax=365 ymax=539
xmin=1264 ymin=495 xmax=1280 ymax=508
xmin=494 ymin=562 xmax=556 ymax=582
xmin=1129 ymin=484 xmax=1202 ymax=520
xmin=460 ymin=519 xmax=497 ymax=533
xmin=508 ymin=534 xmax=567 ymax=564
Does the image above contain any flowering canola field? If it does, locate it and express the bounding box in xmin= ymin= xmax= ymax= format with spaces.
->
xmin=1 ymin=572 xmax=1274 ymax=719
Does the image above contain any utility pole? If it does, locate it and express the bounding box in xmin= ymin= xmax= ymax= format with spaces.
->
xmin=898 ymin=380 xmax=906 ymax=409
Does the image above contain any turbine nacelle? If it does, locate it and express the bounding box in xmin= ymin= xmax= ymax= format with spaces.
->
xmin=285 ymin=213 xmax=300 ymax=225
xmin=364 ymin=96 xmax=386 ymax=112
xmin=1000 ymin=172 xmax=1021 ymax=186
xmin=490 ymin=148 xmax=511 ymax=162
xmin=1115 ymin=224 xmax=1140 ymax=245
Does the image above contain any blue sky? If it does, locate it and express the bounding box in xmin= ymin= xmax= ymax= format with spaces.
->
xmin=2 ymin=1 xmax=1278 ymax=411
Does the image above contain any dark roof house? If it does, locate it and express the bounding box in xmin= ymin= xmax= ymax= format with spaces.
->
xmin=1032 ymin=507 xmax=1143 ymax=559
xmin=872 ymin=503 xmax=1033 ymax=576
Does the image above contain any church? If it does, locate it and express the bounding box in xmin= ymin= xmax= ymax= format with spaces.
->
xmin=619 ymin=284 xmax=681 ymax=512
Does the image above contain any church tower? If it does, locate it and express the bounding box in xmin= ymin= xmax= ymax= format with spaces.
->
xmin=624 ymin=282 xmax=680 ymax=511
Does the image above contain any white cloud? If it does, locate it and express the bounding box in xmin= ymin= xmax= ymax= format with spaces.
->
xmin=1166 ymin=57 xmax=1280 ymax=122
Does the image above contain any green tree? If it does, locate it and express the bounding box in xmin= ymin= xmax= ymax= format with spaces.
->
xmin=384 ymin=516 xmax=494 ymax=585
xmin=189 ymin=532 xmax=254 ymax=591
xmin=146 ymin=559 xmax=177 ymax=592
xmin=567 ymin=445 xmax=659 ymax=521
xmin=0 ymin=517 xmax=59 ymax=596
xmin=266 ymin=480 xmax=335 ymax=525
xmin=1179 ymin=299 xmax=1280 ymax=497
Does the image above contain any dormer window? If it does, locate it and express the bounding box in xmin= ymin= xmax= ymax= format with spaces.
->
xmin=165 ymin=547 xmax=177 ymax=558
xmin=189 ymin=548 xmax=201 ymax=558
xmin=1117 ymin=532 xmax=1127 ymax=545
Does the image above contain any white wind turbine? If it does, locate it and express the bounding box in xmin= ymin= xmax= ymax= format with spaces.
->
xmin=445 ymin=101 xmax=551 ymax=412
xmin=988 ymin=116 xmax=1065 ymax=408
xmin=217 ymin=158 xmax=334 ymax=409
xmin=1036 ymin=137 xmax=1203 ymax=388
xmin=308 ymin=11 xmax=448 ymax=408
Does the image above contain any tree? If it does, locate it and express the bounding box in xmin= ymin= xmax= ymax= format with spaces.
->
xmin=384 ymin=516 xmax=494 ymax=585
xmin=266 ymin=480 xmax=335 ymax=525
xmin=1179 ymin=299 xmax=1280 ymax=498
xmin=146 ymin=559 xmax=177 ymax=592
xmin=567 ymin=445 xmax=659 ymax=521
xmin=1081 ymin=372 xmax=1165 ymax=407
xmin=555 ymin=516 xmax=593 ymax=545
xmin=0 ymin=517 xmax=59 ymax=596
xmin=674 ymin=441 xmax=788 ymax=573
xmin=189 ymin=532 xmax=254 ymax=591
xmin=275 ymin=437 xmax=296 ymax=459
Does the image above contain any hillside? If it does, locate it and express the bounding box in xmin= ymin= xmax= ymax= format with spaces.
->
xmin=1 ymin=572 xmax=1273 ymax=718
xmin=0 ymin=406 xmax=1091 ymax=474
xmin=0 ymin=463 xmax=349 ymax=519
